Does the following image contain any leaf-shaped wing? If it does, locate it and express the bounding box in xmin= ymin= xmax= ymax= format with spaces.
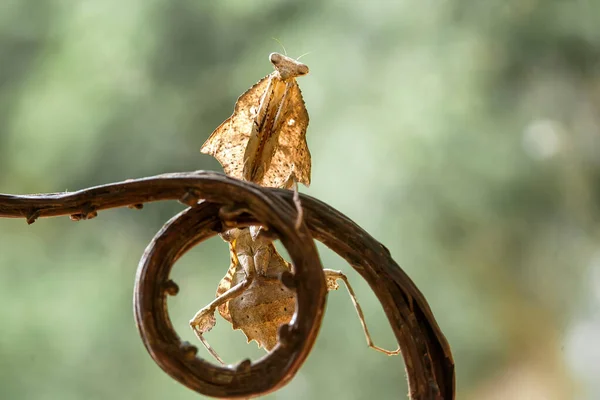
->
xmin=200 ymin=75 xmax=272 ymax=180
xmin=260 ymin=81 xmax=311 ymax=188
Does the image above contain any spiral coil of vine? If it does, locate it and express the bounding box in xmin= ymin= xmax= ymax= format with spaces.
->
xmin=0 ymin=171 xmax=455 ymax=399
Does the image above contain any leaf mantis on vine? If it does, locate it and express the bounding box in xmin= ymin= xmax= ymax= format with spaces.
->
xmin=191 ymin=52 xmax=400 ymax=364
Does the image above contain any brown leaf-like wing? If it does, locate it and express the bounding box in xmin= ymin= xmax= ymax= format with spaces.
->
xmin=259 ymin=81 xmax=311 ymax=188
xmin=200 ymin=75 xmax=272 ymax=180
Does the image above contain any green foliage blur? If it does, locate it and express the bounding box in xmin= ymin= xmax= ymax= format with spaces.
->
xmin=2 ymin=1 xmax=600 ymax=399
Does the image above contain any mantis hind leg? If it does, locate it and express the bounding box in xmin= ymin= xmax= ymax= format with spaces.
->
xmin=324 ymin=269 xmax=401 ymax=356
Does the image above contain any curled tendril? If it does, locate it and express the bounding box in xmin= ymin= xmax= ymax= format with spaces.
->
xmin=0 ymin=171 xmax=455 ymax=399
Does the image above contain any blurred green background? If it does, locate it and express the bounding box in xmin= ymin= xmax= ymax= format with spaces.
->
xmin=1 ymin=0 xmax=600 ymax=399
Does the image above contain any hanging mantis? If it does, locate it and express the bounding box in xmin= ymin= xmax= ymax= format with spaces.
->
xmin=190 ymin=52 xmax=400 ymax=364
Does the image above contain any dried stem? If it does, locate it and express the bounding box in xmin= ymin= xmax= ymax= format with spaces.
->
xmin=0 ymin=171 xmax=455 ymax=399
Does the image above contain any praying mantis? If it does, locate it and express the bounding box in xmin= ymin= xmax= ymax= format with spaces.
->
xmin=190 ymin=52 xmax=400 ymax=364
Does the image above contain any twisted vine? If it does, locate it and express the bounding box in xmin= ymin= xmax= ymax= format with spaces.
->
xmin=0 ymin=171 xmax=455 ymax=399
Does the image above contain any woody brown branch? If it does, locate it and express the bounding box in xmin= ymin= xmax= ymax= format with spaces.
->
xmin=0 ymin=171 xmax=455 ymax=399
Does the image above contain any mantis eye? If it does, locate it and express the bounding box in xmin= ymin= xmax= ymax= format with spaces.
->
xmin=269 ymin=52 xmax=284 ymax=65
xmin=296 ymin=64 xmax=309 ymax=75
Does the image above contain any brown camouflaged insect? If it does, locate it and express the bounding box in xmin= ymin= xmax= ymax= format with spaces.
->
xmin=191 ymin=52 xmax=400 ymax=364
xmin=200 ymin=52 xmax=311 ymax=189
xmin=189 ymin=227 xmax=397 ymax=364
